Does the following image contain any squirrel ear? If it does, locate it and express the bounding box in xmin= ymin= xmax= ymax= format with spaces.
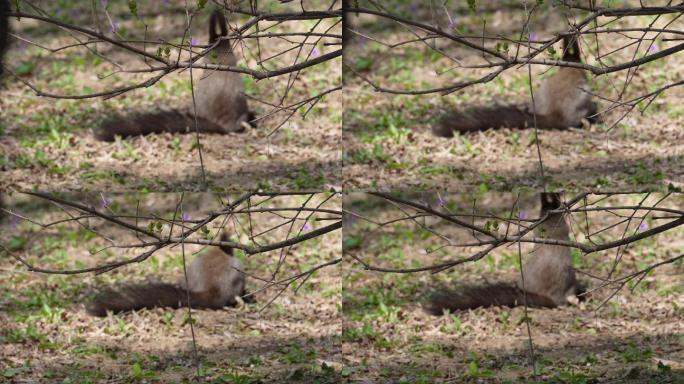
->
xmin=218 ymin=231 xmax=234 ymax=255
xmin=209 ymin=10 xmax=228 ymax=44
xmin=561 ymin=35 xmax=581 ymax=61
xmin=541 ymin=193 xmax=562 ymax=210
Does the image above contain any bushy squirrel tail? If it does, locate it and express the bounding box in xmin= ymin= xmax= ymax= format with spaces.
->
xmin=431 ymin=105 xmax=558 ymax=137
xmin=423 ymin=282 xmax=557 ymax=315
xmin=86 ymin=282 xmax=190 ymax=317
xmin=93 ymin=110 xmax=229 ymax=142
xmin=86 ymin=280 xmax=255 ymax=317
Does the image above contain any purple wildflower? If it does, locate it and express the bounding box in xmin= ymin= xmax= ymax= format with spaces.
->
xmin=181 ymin=212 xmax=191 ymax=222
xmin=638 ymin=222 xmax=648 ymax=231
xmin=100 ymin=0 xmax=108 ymax=8
xmin=647 ymin=43 xmax=657 ymax=54
xmin=100 ymin=195 xmax=112 ymax=209
xmin=109 ymin=21 xmax=119 ymax=33
xmin=162 ymin=0 xmax=171 ymax=6
xmin=528 ymin=33 xmax=537 ymax=42
xmin=448 ymin=18 xmax=456 ymax=29
xmin=518 ymin=211 xmax=528 ymax=220
xmin=303 ymin=223 xmax=312 ymax=231
xmin=311 ymin=47 xmax=320 ymax=57
xmin=436 ymin=193 xmax=447 ymax=207
xmin=190 ymin=37 xmax=198 ymax=46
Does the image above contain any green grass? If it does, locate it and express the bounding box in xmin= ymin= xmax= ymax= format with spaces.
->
xmin=287 ymin=169 xmax=329 ymax=189
xmin=629 ymin=162 xmax=664 ymax=186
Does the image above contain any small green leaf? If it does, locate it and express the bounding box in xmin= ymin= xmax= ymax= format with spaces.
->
xmin=15 ymin=61 xmax=34 ymax=76
xmin=468 ymin=361 xmax=479 ymax=376
xmin=353 ymin=57 xmax=373 ymax=71
xmin=128 ymin=0 xmax=138 ymax=18
xmin=131 ymin=362 xmax=142 ymax=379
xmin=3 ymin=368 xmax=17 ymax=378
xmin=467 ymin=0 xmax=477 ymax=13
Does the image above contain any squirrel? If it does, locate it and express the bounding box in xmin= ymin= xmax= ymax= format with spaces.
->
xmin=424 ymin=193 xmax=584 ymax=314
xmin=86 ymin=232 xmax=254 ymax=317
xmin=93 ymin=10 xmax=255 ymax=141
xmin=432 ymin=35 xmax=598 ymax=137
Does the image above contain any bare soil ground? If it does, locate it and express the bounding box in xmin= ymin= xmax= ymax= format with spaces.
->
xmin=0 ymin=193 xmax=342 ymax=383
xmin=342 ymin=192 xmax=684 ymax=383
xmin=0 ymin=2 xmax=341 ymax=192
xmin=343 ymin=1 xmax=684 ymax=191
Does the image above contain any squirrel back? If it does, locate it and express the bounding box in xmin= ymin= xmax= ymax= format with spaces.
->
xmin=193 ymin=10 xmax=251 ymax=133
xmin=516 ymin=193 xmax=577 ymax=305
